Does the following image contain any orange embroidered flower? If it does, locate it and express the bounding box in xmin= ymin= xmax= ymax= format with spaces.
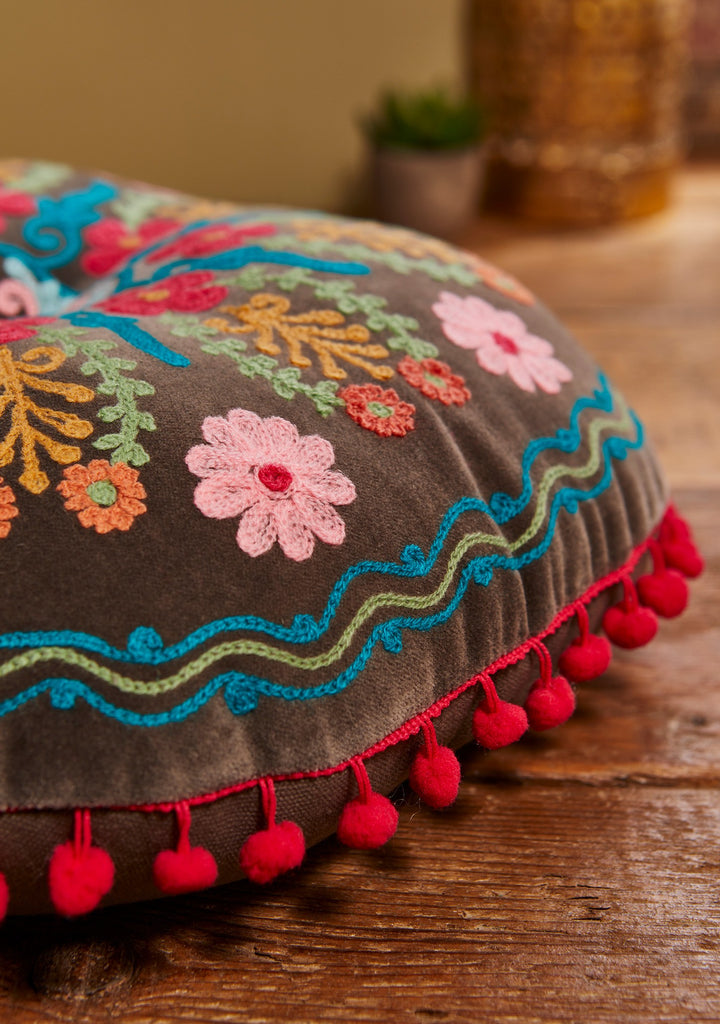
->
xmin=57 ymin=460 xmax=147 ymax=533
xmin=338 ymin=383 xmax=415 ymax=438
xmin=467 ymin=256 xmax=535 ymax=306
xmin=397 ymin=355 xmax=471 ymax=406
xmin=0 ymin=477 xmax=18 ymax=538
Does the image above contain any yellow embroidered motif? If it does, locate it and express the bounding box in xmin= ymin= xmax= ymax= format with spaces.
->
xmin=206 ymin=293 xmax=394 ymax=382
xmin=0 ymin=346 xmax=94 ymax=494
xmin=290 ymin=218 xmax=461 ymax=264
xmin=156 ymin=198 xmax=242 ymax=223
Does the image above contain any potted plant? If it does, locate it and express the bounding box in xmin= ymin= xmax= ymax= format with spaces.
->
xmin=362 ymin=86 xmax=486 ymax=239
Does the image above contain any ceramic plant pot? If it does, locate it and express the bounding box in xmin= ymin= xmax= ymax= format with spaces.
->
xmin=371 ymin=144 xmax=486 ymax=239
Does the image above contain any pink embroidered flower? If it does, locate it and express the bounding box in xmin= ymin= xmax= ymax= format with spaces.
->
xmin=397 ymin=355 xmax=471 ymax=406
xmin=80 ymin=217 xmax=181 ymax=276
xmin=146 ymin=221 xmax=276 ymax=263
xmin=100 ymin=271 xmax=227 ymax=316
xmin=0 ymin=187 xmax=36 ymax=232
xmin=432 ymin=291 xmax=572 ymax=394
xmin=0 ymin=316 xmax=55 ymax=346
xmin=338 ymin=383 xmax=415 ymax=438
xmin=186 ymin=409 xmax=356 ymax=561
xmin=0 ymin=279 xmax=39 ymax=318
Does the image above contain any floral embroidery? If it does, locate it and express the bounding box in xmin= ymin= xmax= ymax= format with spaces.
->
xmin=0 ymin=476 xmax=18 ymax=537
xmin=80 ymin=217 xmax=180 ymax=277
xmin=432 ymin=291 xmax=572 ymax=394
xmin=100 ymin=271 xmax=227 ymax=316
xmin=0 ymin=278 xmax=39 ymax=318
xmin=291 ymin=217 xmax=463 ymax=264
xmin=468 ymin=256 xmax=535 ymax=306
xmin=146 ymin=222 xmax=276 ymax=263
xmin=156 ymin=198 xmax=240 ymax=223
xmin=186 ymin=409 xmax=356 ymax=561
xmin=57 ymin=459 xmax=147 ymax=533
xmin=0 ymin=346 xmax=94 ymax=494
xmin=0 ymin=186 xmax=36 ymax=232
xmin=0 ymin=316 xmax=56 ymax=346
xmin=207 ymin=293 xmax=394 ymax=381
xmin=338 ymin=383 xmax=415 ymax=437
xmin=397 ymin=355 xmax=470 ymax=406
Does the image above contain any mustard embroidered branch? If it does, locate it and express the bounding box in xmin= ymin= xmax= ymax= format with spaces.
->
xmin=222 ymin=267 xmax=439 ymax=361
xmin=207 ymin=294 xmax=394 ymax=382
xmin=0 ymin=346 xmax=93 ymax=494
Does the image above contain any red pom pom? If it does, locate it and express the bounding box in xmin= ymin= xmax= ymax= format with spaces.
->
xmin=637 ymin=568 xmax=688 ymax=618
xmin=239 ymin=821 xmax=305 ymax=884
xmin=48 ymin=841 xmax=115 ymax=918
xmin=559 ymin=633 xmax=611 ymax=682
xmin=472 ymin=699 xmax=528 ymax=749
xmin=603 ymin=603 xmax=657 ymax=649
xmin=409 ymin=745 xmax=461 ymax=809
xmin=0 ymin=873 xmax=8 ymax=922
xmin=337 ymin=791 xmax=399 ymax=849
xmin=661 ymin=540 xmax=704 ymax=579
xmin=525 ymin=675 xmax=575 ymax=731
xmin=153 ymin=845 xmax=218 ymax=896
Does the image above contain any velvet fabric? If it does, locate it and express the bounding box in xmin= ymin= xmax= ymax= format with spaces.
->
xmin=0 ymin=161 xmax=666 ymax=913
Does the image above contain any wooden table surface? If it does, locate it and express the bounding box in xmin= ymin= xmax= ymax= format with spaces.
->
xmin=0 ymin=167 xmax=718 ymax=1024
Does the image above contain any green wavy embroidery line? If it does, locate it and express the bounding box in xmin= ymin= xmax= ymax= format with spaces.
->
xmin=37 ymin=326 xmax=156 ymax=467
xmin=0 ymin=400 xmax=633 ymax=694
xmin=262 ymin=231 xmax=479 ymax=286
xmin=221 ymin=266 xmax=439 ymax=361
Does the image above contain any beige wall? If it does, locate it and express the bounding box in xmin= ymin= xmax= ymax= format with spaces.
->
xmin=1 ymin=0 xmax=463 ymax=211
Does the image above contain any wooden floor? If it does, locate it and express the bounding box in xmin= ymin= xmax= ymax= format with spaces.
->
xmin=0 ymin=167 xmax=718 ymax=1024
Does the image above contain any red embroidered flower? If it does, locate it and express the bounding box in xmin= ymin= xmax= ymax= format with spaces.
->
xmin=0 ymin=316 xmax=55 ymax=346
xmin=146 ymin=221 xmax=276 ymax=263
xmin=338 ymin=383 xmax=415 ymax=438
xmin=0 ymin=187 xmax=36 ymax=232
xmin=99 ymin=272 xmax=227 ymax=316
xmin=57 ymin=460 xmax=147 ymax=534
xmin=397 ymin=355 xmax=471 ymax=406
xmin=0 ymin=477 xmax=19 ymax=539
xmin=80 ymin=217 xmax=181 ymax=277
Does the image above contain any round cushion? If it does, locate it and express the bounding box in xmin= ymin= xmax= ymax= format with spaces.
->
xmin=0 ymin=160 xmax=699 ymax=917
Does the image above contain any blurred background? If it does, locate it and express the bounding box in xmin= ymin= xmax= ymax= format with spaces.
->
xmin=0 ymin=0 xmax=717 ymax=227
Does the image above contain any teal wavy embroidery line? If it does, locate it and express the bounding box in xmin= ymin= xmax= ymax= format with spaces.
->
xmin=0 ymin=373 xmax=619 ymax=662
xmin=0 ymin=398 xmax=634 ymax=691
xmin=0 ymin=419 xmax=643 ymax=726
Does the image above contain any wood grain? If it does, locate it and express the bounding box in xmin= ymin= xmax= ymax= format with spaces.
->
xmin=0 ymin=167 xmax=718 ymax=1024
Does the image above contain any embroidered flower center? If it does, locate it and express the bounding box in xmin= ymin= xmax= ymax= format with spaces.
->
xmin=492 ymin=331 xmax=520 ymax=356
xmin=258 ymin=463 xmax=293 ymax=492
xmin=139 ymin=288 xmax=170 ymax=302
xmin=120 ymin=235 xmax=141 ymax=249
xmin=423 ymin=371 xmax=448 ymax=388
xmin=86 ymin=480 xmax=118 ymax=507
xmin=366 ymin=401 xmax=394 ymax=419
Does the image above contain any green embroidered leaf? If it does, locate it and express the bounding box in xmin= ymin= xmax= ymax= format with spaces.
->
xmin=236 ymin=355 xmax=276 ymax=379
xmin=92 ymin=432 xmax=124 ymax=450
xmin=110 ymin=190 xmax=169 ymax=230
xmin=34 ymin=326 xmax=88 ymax=347
xmin=96 ymin=405 xmax=123 ymax=423
xmin=60 ymin=334 xmax=156 ymax=467
xmin=9 ymin=162 xmax=72 ymax=193
xmin=158 ymin=312 xmax=225 ymax=343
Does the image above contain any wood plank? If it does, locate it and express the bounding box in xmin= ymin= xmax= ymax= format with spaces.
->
xmin=0 ymin=786 xmax=718 ymax=1023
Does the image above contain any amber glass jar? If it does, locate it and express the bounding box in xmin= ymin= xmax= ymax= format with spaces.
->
xmin=467 ymin=0 xmax=689 ymax=224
